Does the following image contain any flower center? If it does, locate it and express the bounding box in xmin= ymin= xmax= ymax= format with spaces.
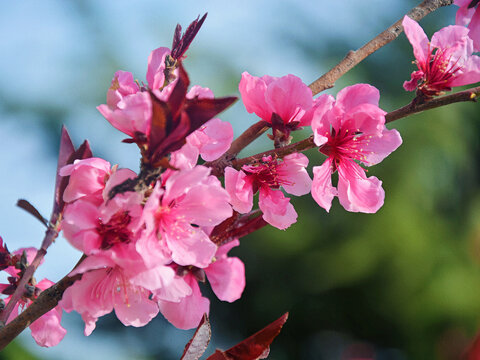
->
xmin=97 ymin=211 xmax=132 ymax=249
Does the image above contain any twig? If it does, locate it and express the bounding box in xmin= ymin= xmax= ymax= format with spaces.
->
xmin=232 ymin=136 xmax=316 ymax=169
xmin=308 ymin=0 xmax=454 ymax=95
xmin=205 ymin=120 xmax=270 ymax=176
xmin=386 ymin=86 xmax=480 ymax=123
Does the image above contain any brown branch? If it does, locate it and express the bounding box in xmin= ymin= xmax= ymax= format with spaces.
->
xmin=205 ymin=120 xmax=270 ymax=176
xmin=232 ymin=136 xmax=316 ymax=169
xmin=308 ymin=0 xmax=454 ymax=95
xmin=386 ymin=86 xmax=480 ymax=123
xmin=0 ymin=273 xmax=81 ymax=350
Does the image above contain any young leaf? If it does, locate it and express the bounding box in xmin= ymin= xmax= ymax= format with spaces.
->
xmin=171 ymin=13 xmax=208 ymax=61
xmin=16 ymin=199 xmax=48 ymax=227
xmin=206 ymin=313 xmax=288 ymax=360
xmin=181 ymin=314 xmax=211 ymax=360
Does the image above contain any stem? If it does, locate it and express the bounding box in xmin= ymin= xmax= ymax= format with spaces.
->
xmin=227 ymin=121 xmax=270 ymax=157
xmin=308 ymin=0 xmax=454 ymax=95
xmin=386 ymin=86 xmax=480 ymax=123
xmin=205 ymin=121 xmax=270 ymax=176
xmin=232 ymin=136 xmax=316 ymax=169
xmin=0 ymin=273 xmax=81 ymax=350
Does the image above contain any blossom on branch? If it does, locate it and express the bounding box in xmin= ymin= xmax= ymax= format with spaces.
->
xmin=454 ymin=0 xmax=480 ymax=51
xmin=239 ymin=72 xmax=319 ymax=145
xmin=225 ymin=153 xmax=312 ymax=230
xmin=311 ymin=84 xmax=402 ymax=213
xmin=157 ymin=239 xmax=245 ymax=330
xmin=402 ymin=15 xmax=480 ymax=98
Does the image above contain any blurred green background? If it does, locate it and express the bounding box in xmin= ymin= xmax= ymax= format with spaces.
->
xmin=1 ymin=1 xmax=479 ymax=359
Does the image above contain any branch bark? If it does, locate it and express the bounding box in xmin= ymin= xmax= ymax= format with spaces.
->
xmin=308 ymin=0 xmax=454 ymax=95
xmin=386 ymin=86 xmax=480 ymax=123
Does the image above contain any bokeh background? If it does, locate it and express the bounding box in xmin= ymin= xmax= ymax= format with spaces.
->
xmin=1 ymin=1 xmax=480 ymax=359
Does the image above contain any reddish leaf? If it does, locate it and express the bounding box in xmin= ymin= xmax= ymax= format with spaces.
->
xmin=171 ymin=13 xmax=208 ymax=61
xmin=51 ymin=128 xmax=92 ymax=226
xmin=185 ymin=96 xmax=237 ymax=132
xmin=146 ymin=65 xmax=236 ymax=166
xmin=52 ymin=126 xmax=74 ymax=212
xmin=465 ymin=331 xmax=480 ymax=360
xmin=181 ymin=314 xmax=211 ymax=360
xmin=206 ymin=313 xmax=288 ymax=360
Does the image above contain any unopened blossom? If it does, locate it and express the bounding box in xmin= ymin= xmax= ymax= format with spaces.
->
xmin=157 ymin=240 xmax=245 ymax=330
xmin=455 ymin=0 xmax=480 ymax=51
xmin=403 ymin=15 xmax=480 ymax=97
xmin=311 ymin=84 xmax=402 ymax=213
xmin=225 ymin=153 xmax=312 ymax=230
xmin=138 ymin=166 xmax=232 ymax=269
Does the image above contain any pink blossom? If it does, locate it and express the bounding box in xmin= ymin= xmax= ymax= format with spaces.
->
xmin=239 ymin=72 xmax=316 ymax=129
xmin=60 ymin=158 xmax=136 ymax=205
xmin=311 ymin=84 xmax=402 ymax=213
xmin=225 ymin=153 xmax=312 ymax=230
xmin=62 ymin=191 xmax=143 ymax=257
xmin=455 ymin=0 xmax=480 ymax=51
xmin=186 ymin=86 xmax=233 ymax=162
xmin=146 ymin=47 xmax=172 ymax=90
xmin=157 ymin=240 xmax=245 ymax=329
xmin=97 ymin=47 xmax=172 ymax=139
xmin=139 ymin=166 xmax=232 ymax=268
xmin=157 ymin=274 xmax=209 ymax=330
xmin=402 ymin=15 xmax=480 ymax=97
xmin=61 ymin=254 xmax=173 ymax=335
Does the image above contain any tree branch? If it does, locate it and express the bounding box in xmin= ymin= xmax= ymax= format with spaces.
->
xmin=386 ymin=86 xmax=480 ymax=123
xmin=308 ymin=0 xmax=454 ymax=95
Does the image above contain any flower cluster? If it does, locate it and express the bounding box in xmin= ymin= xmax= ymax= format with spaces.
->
xmin=15 ymin=6 xmax=480 ymax=349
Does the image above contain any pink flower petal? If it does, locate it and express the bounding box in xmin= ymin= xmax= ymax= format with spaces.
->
xmin=158 ymin=276 xmax=210 ymax=330
xmin=335 ymin=83 xmax=380 ymax=114
xmin=146 ymin=47 xmax=171 ymax=90
xmin=165 ymin=226 xmax=217 ymax=268
xmin=29 ymin=307 xmax=66 ymax=347
xmin=258 ymin=188 xmax=297 ymax=230
xmin=177 ymin=184 xmax=232 ymax=226
xmin=224 ymin=167 xmax=254 ymax=213
xmin=265 ymin=74 xmax=312 ymax=125
xmin=188 ymin=118 xmax=234 ymax=161
xmin=337 ymin=160 xmax=384 ymax=213
xmin=206 ymin=257 xmax=245 ymax=302
xmin=113 ymin=286 xmax=159 ymax=327
xmin=311 ymin=159 xmax=337 ymax=212
xmin=402 ymin=16 xmax=429 ymax=64
xmin=239 ymin=72 xmax=273 ymax=121
xmin=430 ymin=24 xmax=470 ymax=50
xmin=278 ymin=153 xmax=312 ymax=196
xmin=361 ymin=128 xmax=403 ymax=166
